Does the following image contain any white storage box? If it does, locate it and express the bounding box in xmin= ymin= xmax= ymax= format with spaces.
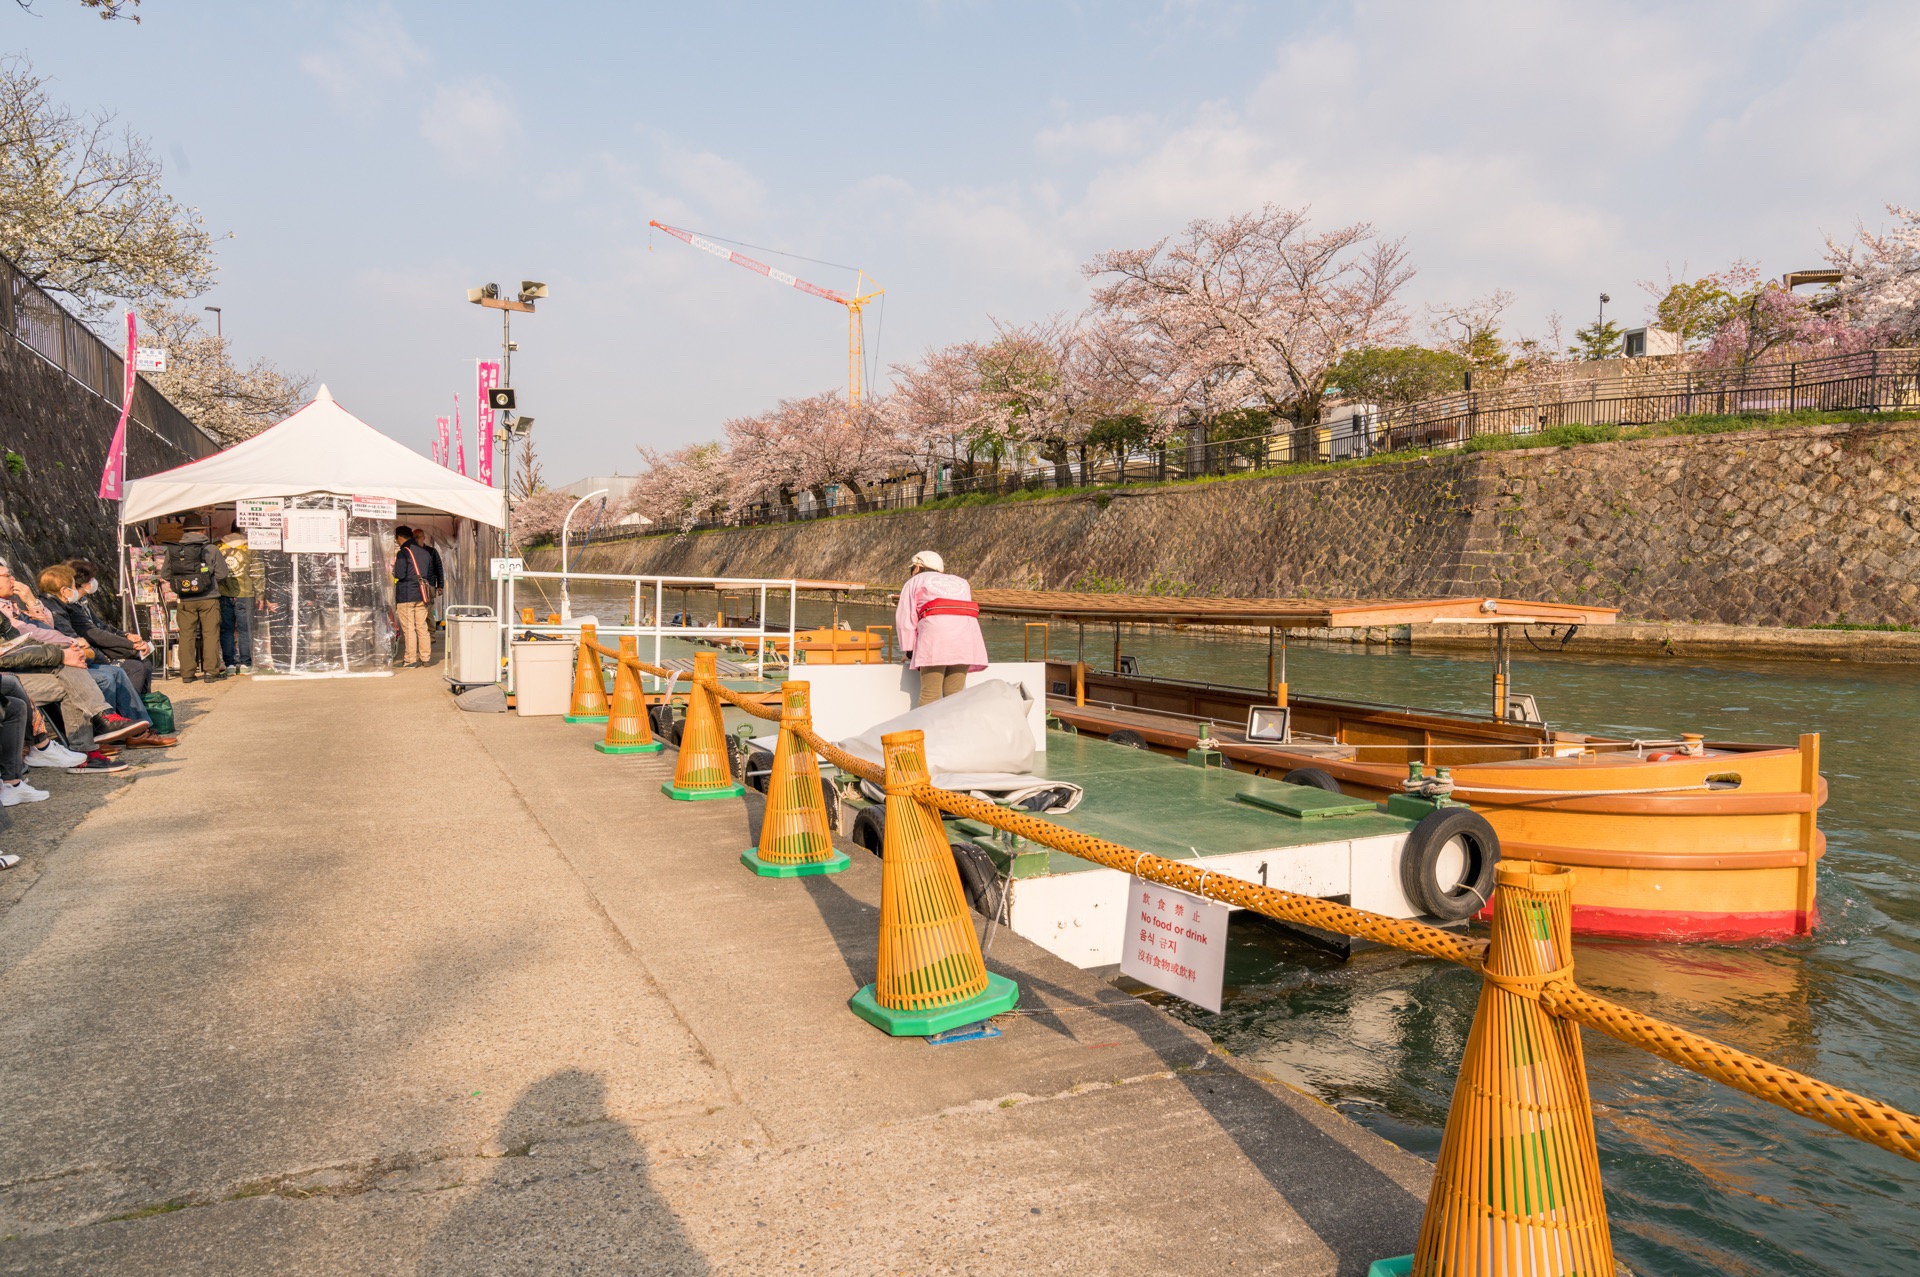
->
xmin=512 ymin=640 xmax=576 ymax=716
xmin=445 ymin=606 xmax=499 ymax=685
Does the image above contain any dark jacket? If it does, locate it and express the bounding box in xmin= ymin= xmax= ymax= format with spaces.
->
xmin=0 ymin=611 xmax=63 ymax=672
xmin=52 ymin=595 xmax=141 ymax=661
xmin=392 ymin=539 xmax=442 ymax=604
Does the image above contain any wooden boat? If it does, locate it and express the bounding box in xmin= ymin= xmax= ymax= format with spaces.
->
xmin=969 ymin=590 xmax=1825 ymax=943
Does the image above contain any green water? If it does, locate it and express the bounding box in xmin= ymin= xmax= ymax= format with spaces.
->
xmin=563 ymin=583 xmax=1920 ymax=1274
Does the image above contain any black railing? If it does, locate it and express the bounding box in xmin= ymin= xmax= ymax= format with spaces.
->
xmin=587 ymin=346 xmax=1920 ymax=540
xmin=0 ymin=254 xmax=216 ymax=462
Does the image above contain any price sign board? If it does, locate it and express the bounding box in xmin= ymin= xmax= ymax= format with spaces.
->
xmin=283 ymin=508 xmax=348 ymax=554
xmin=236 ymin=497 xmax=284 ymax=529
xmin=1120 ymin=879 xmax=1228 ymax=1013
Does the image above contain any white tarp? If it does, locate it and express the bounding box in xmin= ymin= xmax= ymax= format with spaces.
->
xmin=120 ymin=385 xmax=506 ymax=528
xmin=836 ymin=679 xmax=1037 ymax=776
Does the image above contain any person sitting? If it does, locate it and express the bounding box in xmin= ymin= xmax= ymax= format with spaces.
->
xmin=33 ymin=566 xmax=172 ymax=747
xmin=63 ymin=560 xmax=158 ymax=695
xmin=0 ymin=672 xmax=48 ymax=812
xmin=0 ymin=604 xmax=139 ymax=770
xmin=894 ymin=550 xmax=989 ymax=706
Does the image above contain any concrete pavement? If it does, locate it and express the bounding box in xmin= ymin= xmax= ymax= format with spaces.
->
xmin=0 ymin=668 xmax=1429 ymax=1274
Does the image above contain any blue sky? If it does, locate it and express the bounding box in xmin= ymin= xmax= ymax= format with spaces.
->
xmin=11 ymin=1 xmax=1917 ymax=481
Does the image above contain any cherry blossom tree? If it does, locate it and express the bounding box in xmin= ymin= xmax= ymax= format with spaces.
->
xmin=889 ymin=342 xmax=992 ymax=490
xmin=1085 ymin=205 xmax=1415 ymax=430
xmin=509 ymin=488 xmax=578 ymax=551
xmin=137 ymin=302 xmax=311 ymax=444
xmin=1826 ymin=204 xmax=1920 ymax=344
xmin=625 ymin=442 xmax=733 ymax=533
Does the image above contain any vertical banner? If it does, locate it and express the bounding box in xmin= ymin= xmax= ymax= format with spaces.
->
xmin=97 ymin=311 xmax=137 ymax=500
xmin=453 ymin=395 xmax=467 ymax=477
xmin=435 ymin=416 xmax=450 ymax=467
xmin=476 ymin=360 xmax=501 ymax=488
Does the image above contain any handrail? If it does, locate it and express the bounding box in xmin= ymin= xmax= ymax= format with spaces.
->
xmin=581 ymin=639 xmax=1920 ymax=1164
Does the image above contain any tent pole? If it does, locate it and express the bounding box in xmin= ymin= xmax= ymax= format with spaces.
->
xmin=290 ymin=553 xmax=301 ymax=673
xmin=335 ymin=546 xmax=351 ymax=672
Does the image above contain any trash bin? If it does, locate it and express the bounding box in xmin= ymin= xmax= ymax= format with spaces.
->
xmin=445 ymin=605 xmax=500 ymax=687
xmin=512 ymin=639 xmax=576 ymax=716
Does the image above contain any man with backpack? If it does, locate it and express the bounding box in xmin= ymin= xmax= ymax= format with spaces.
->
xmin=168 ymin=526 xmax=229 ymax=682
xmin=391 ymin=526 xmax=441 ymax=668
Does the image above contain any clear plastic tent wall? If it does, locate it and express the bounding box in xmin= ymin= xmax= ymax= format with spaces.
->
xmin=251 ymin=495 xmax=396 ymax=675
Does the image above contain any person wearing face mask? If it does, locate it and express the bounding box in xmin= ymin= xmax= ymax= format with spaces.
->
xmin=36 ymin=565 xmax=170 ymax=745
xmin=54 ymin=561 xmax=156 ymax=697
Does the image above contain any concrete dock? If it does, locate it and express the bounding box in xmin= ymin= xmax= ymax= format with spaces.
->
xmin=0 ymin=672 xmax=1429 ymax=1275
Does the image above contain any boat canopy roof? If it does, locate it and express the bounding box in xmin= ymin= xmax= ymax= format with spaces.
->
xmin=968 ymin=590 xmax=1619 ymax=629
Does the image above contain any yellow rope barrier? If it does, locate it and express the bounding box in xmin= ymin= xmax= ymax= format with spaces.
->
xmin=598 ymin=645 xmax=1920 ymax=1164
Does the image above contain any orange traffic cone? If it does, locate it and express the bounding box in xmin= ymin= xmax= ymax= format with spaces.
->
xmin=1384 ymin=861 xmax=1613 ymax=1276
xmin=596 ymin=636 xmax=662 ymax=755
xmin=848 ymin=729 xmax=1018 ymax=1036
xmin=661 ymin=650 xmax=745 ymax=801
xmin=564 ymin=622 xmax=611 ymax=723
xmin=741 ymin=681 xmax=847 ymax=877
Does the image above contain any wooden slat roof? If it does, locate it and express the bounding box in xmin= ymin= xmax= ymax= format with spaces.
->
xmin=968 ymin=589 xmax=1618 ymax=629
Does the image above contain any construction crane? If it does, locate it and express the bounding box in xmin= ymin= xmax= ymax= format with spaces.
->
xmin=648 ymin=221 xmax=884 ymax=411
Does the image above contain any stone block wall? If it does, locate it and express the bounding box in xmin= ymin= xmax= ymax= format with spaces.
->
xmin=551 ymin=418 xmax=1920 ymax=628
xmin=0 ymin=337 xmax=209 ymax=583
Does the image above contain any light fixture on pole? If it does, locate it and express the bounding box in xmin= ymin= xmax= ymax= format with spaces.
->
xmin=560 ymin=488 xmax=609 ymax=621
xmin=467 ymin=279 xmax=546 ymax=567
xmin=202 ymin=305 xmax=222 ymax=339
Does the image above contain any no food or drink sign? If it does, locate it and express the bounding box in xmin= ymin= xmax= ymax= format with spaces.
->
xmin=1120 ymin=879 xmax=1228 ymax=1013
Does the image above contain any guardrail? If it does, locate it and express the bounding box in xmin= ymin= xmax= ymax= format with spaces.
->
xmin=574 ymin=640 xmax=1920 ymax=1271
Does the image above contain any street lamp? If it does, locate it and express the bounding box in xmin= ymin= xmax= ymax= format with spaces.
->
xmin=468 ymin=279 xmax=546 ymax=567
xmin=202 ymin=305 xmax=222 ymax=339
xmin=560 ymin=487 xmax=608 ymax=621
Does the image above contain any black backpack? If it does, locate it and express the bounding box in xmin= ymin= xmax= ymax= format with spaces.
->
xmin=167 ymin=542 xmax=216 ymax=599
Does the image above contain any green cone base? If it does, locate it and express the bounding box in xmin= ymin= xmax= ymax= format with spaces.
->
xmin=564 ymin=713 xmax=610 ymax=724
xmin=660 ymin=782 xmax=747 ymax=801
xmin=595 ymin=739 xmax=664 ymax=754
xmin=848 ymin=973 xmax=1020 ymax=1037
xmin=741 ymin=848 xmax=850 ymax=878
xmin=1366 ymin=1260 xmax=1411 ymax=1277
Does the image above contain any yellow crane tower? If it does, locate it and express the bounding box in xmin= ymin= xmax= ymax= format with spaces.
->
xmin=648 ymin=221 xmax=884 ymax=411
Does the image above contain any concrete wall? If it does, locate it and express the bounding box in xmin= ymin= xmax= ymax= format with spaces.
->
xmin=550 ymin=418 xmax=1920 ymax=627
xmin=0 ymin=336 xmax=208 ymax=582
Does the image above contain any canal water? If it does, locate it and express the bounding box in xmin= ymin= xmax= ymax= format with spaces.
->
xmin=558 ymin=582 xmax=1919 ymax=1275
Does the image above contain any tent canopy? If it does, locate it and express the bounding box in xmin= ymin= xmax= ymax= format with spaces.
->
xmin=120 ymin=386 xmax=507 ymax=528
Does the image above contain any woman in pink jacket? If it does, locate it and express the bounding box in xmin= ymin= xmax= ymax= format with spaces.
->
xmin=895 ymin=551 xmax=989 ymax=705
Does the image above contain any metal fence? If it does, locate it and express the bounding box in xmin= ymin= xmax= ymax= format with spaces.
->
xmin=0 ymin=253 xmax=216 ymax=462
xmin=582 ymin=346 xmax=1920 ymax=541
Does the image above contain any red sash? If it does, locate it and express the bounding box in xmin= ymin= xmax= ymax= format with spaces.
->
xmin=916 ymin=597 xmax=979 ymax=621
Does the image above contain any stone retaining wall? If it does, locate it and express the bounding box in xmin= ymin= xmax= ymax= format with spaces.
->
xmin=552 ymin=419 xmax=1920 ymax=628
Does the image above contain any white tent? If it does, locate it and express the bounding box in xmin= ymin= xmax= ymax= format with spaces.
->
xmin=121 ymin=386 xmax=506 ymax=527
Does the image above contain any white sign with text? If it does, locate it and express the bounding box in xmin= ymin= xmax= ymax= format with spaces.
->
xmin=1120 ymin=878 xmax=1228 ymax=1013
xmin=282 ymin=508 xmax=348 ymax=554
xmin=235 ymin=497 xmax=283 ymax=529
xmin=350 ymin=495 xmax=397 ymax=520
xmin=489 ymin=557 xmax=524 ymax=580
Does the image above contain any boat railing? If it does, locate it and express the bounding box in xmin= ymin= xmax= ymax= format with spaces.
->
xmin=582 ymin=641 xmax=1919 ymax=1269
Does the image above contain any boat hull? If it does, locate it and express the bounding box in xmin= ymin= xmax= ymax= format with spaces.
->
xmin=1044 ymin=663 xmax=1824 ymax=942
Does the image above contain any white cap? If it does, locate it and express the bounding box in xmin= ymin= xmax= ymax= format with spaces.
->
xmin=910 ymin=550 xmax=944 ymax=573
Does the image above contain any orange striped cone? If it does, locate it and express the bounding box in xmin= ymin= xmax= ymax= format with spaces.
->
xmin=848 ymin=730 xmax=1018 ymax=1036
xmin=564 ymin=622 xmax=611 ymax=723
xmin=661 ymin=650 xmax=745 ymax=801
xmin=741 ymin=681 xmax=847 ymax=877
xmin=1387 ymin=861 xmax=1613 ymax=1276
xmin=596 ymin=636 xmax=662 ymax=755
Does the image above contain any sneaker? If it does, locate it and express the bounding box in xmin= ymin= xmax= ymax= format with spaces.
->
xmin=0 ymin=854 xmax=19 ymax=871
xmin=224 ymin=664 xmax=239 ymax=675
xmin=181 ymin=671 xmax=198 ymax=683
xmin=76 ymin=752 xmax=128 ymax=773
xmin=26 ymin=742 xmax=86 ymax=768
xmin=92 ymin=716 xmax=149 ymax=746
xmin=207 ymin=670 xmax=229 ymax=682
xmin=1 ymin=782 xmax=50 ymax=806
xmin=239 ymin=665 xmax=253 ymax=675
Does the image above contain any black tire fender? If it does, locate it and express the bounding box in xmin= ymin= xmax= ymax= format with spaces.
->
xmin=951 ymin=841 xmax=1004 ymax=918
xmin=1107 ymin=729 xmax=1149 ymax=750
xmin=1282 ymin=767 xmax=1343 ymax=794
xmin=850 ymin=803 xmax=887 ymax=857
xmin=1399 ymin=807 xmax=1500 ymax=921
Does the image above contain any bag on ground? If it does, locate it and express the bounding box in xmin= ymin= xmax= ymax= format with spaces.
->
xmin=141 ymin=692 xmax=175 ymax=734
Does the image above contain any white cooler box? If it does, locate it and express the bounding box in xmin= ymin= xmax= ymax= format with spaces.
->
xmin=512 ymin=640 xmax=576 ymax=716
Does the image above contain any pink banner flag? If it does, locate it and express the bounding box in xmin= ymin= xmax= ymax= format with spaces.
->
xmin=476 ymin=360 xmax=501 ymax=487
xmin=97 ymin=312 xmax=137 ymax=500
xmin=452 ymin=395 xmax=466 ymax=477
xmin=436 ymin=416 xmax=450 ymax=467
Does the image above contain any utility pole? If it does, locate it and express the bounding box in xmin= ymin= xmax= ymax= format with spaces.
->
xmin=466 ymin=280 xmax=547 ymax=563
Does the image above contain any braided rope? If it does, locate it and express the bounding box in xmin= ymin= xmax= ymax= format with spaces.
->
xmin=1541 ymin=982 xmax=1920 ymax=1163
xmin=592 ymin=648 xmax=1920 ymax=1162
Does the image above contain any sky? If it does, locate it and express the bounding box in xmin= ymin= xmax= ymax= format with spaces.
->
xmin=10 ymin=1 xmax=1919 ymax=483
